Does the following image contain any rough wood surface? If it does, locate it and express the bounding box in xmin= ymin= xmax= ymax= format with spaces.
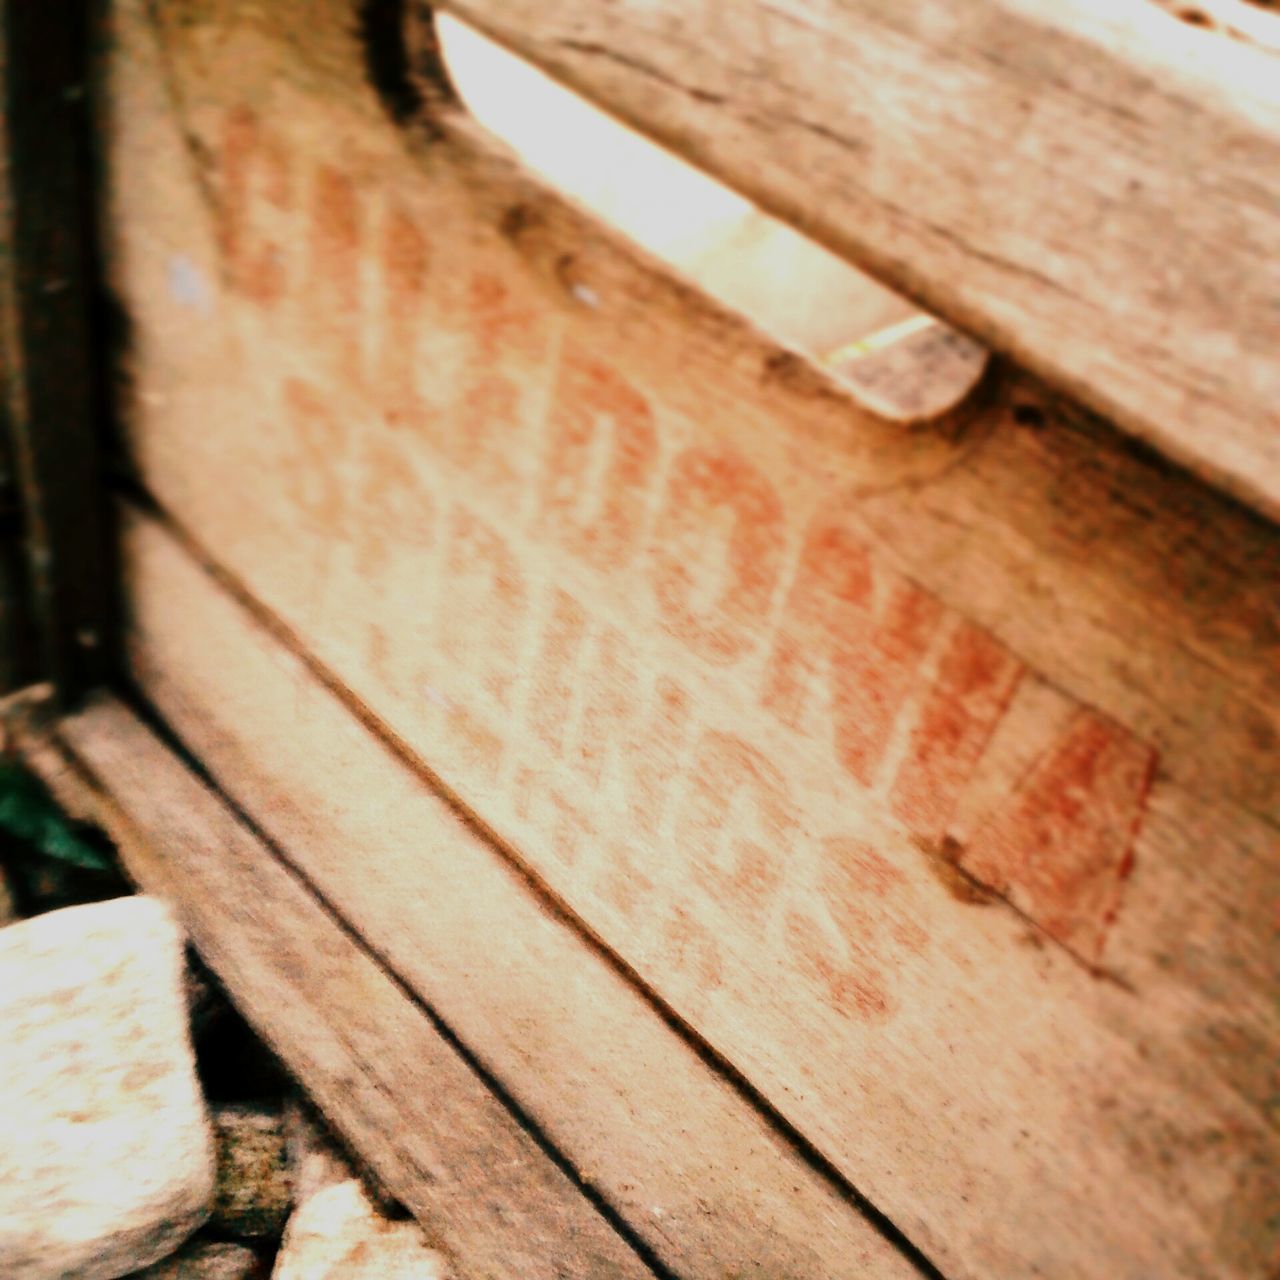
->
xmin=435 ymin=0 xmax=1280 ymax=519
xmin=103 ymin=2 xmax=1280 ymax=1277
xmin=433 ymin=14 xmax=989 ymax=428
xmin=117 ymin=504 xmax=922 ymax=1280
xmin=20 ymin=694 xmax=660 ymax=1280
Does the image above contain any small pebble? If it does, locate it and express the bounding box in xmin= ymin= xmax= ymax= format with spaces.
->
xmin=273 ymin=1180 xmax=448 ymax=1280
xmin=211 ymin=1103 xmax=292 ymax=1239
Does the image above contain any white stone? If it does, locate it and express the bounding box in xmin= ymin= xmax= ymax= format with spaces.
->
xmin=0 ymin=896 xmax=215 ymax=1279
xmin=273 ymin=1180 xmax=449 ymax=1280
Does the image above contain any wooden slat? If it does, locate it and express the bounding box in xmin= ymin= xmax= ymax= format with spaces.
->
xmin=435 ymin=0 xmax=1280 ymax=519
xmin=103 ymin=2 xmax=1280 ymax=1277
xmin=117 ymin=504 xmax=923 ymax=1280
xmin=14 ymin=692 xmax=657 ymax=1280
xmin=432 ymin=13 xmax=991 ymax=428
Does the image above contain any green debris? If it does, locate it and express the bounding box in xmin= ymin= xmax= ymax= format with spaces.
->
xmin=0 ymin=760 xmax=113 ymax=871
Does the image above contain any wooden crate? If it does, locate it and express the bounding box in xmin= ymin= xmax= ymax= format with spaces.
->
xmin=14 ymin=0 xmax=1279 ymax=1276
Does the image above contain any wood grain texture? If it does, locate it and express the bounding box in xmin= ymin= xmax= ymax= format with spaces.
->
xmin=103 ymin=1 xmax=1280 ymax=1277
xmin=117 ymin=504 xmax=922 ymax=1280
xmin=14 ymin=695 xmax=660 ymax=1280
xmin=432 ymin=14 xmax=989 ymax=428
xmin=434 ymin=0 xmax=1280 ymax=519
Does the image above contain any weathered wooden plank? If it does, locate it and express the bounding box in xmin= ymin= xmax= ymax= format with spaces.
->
xmin=433 ymin=12 xmax=991 ymax=427
xmin=0 ymin=0 xmax=112 ymax=697
xmin=103 ymin=2 xmax=1280 ymax=1277
xmin=434 ymin=0 xmax=1280 ymax=519
xmin=117 ymin=503 xmax=924 ymax=1280
xmin=13 ymin=692 xmax=658 ymax=1280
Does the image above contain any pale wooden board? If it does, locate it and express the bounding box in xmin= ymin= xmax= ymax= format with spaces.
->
xmin=435 ymin=0 xmax=1280 ymax=520
xmin=14 ymin=695 xmax=655 ymax=1280
xmin=104 ymin=2 xmax=1280 ymax=1277
xmin=432 ymin=13 xmax=990 ymax=426
xmin=117 ymin=505 xmax=921 ymax=1280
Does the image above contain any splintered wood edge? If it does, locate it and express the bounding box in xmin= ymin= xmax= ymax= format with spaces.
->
xmin=826 ymin=319 xmax=992 ymax=426
xmin=8 ymin=694 xmax=657 ymax=1280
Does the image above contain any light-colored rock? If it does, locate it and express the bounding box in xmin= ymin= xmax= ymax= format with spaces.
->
xmin=128 ymin=1239 xmax=261 ymax=1279
xmin=273 ymin=1180 xmax=449 ymax=1280
xmin=211 ymin=1104 xmax=292 ymax=1238
xmin=0 ymin=896 xmax=215 ymax=1279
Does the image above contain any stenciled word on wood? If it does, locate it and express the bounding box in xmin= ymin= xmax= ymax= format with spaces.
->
xmin=215 ymin=103 xmax=1157 ymax=1018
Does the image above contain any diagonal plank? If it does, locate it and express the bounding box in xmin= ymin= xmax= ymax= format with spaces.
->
xmin=18 ymin=694 xmax=657 ymax=1280
xmin=435 ymin=0 xmax=1280 ymax=519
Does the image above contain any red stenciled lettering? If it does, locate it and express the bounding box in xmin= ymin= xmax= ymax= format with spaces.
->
xmin=283 ymin=377 xmax=348 ymax=531
xmin=679 ymin=731 xmax=795 ymax=932
xmin=651 ymin=446 xmax=784 ymax=663
xmin=440 ymin=702 xmax=505 ymax=781
xmin=367 ymin=624 xmax=391 ymax=689
xmin=785 ymin=838 xmax=926 ymax=1022
xmin=437 ymin=505 xmax=527 ymax=710
xmin=663 ymin=904 xmax=725 ymax=992
xmin=540 ymin=344 xmax=658 ymax=572
xmin=352 ymin=433 xmax=436 ymax=579
xmin=960 ymin=710 xmax=1157 ymax=961
xmin=597 ymin=838 xmax=655 ymax=918
xmin=626 ymin=676 xmax=694 ymax=842
xmin=219 ymin=106 xmax=292 ymax=304
xmin=890 ymin=620 xmax=1024 ymax=840
xmin=447 ymin=273 xmax=541 ymax=487
xmin=763 ymin=520 xmax=942 ymax=785
xmin=308 ymin=163 xmax=364 ymax=388
xmin=513 ymin=772 xmax=598 ymax=869
xmin=528 ymin=588 xmax=589 ymax=756
xmin=546 ymin=789 xmax=594 ymax=866
xmin=378 ymin=201 xmax=431 ymax=433
xmin=512 ymin=766 xmax=537 ymax=824
xmin=575 ymin=625 xmax=643 ymax=789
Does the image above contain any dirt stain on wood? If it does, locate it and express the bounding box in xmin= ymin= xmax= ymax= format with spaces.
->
xmin=912 ymin=834 xmax=998 ymax=906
